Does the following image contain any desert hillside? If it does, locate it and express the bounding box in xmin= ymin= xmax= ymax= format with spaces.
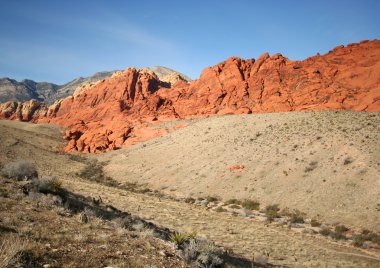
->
xmin=96 ymin=110 xmax=380 ymax=232
xmin=1 ymin=120 xmax=379 ymax=267
xmin=0 ymin=40 xmax=379 ymax=153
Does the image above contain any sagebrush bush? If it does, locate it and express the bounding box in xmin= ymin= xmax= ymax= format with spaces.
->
xmin=1 ymin=160 xmax=38 ymax=180
xmin=36 ymin=177 xmax=63 ymax=194
xmin=183 ymin=239 xmax=223 ymax=267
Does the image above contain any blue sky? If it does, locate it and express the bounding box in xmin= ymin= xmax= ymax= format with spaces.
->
xmin=0 ymin=0 xmax=379 ymax=84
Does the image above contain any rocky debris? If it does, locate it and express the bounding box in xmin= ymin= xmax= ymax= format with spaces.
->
xmin=0 ymin=40 xmax=379 ymax=152
xmin=228 ymin=165 xmax=245 ymax=172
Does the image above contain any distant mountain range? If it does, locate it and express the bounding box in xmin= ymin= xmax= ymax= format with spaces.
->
xmin=0 ymin=66 xmax=191 ymax=104
xmin=0 ymin=71 xmax=116 ymax=104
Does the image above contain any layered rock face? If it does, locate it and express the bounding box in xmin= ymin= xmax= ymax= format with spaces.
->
xmin=1 ymin=40 xmax=379 ymax=153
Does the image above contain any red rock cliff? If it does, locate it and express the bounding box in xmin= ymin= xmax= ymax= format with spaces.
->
xmin=1 ymin=40 xmax=379 ymax=152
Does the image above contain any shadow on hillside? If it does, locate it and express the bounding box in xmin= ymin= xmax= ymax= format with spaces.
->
xmin=47 ymin=188 xmax=276 ymax=267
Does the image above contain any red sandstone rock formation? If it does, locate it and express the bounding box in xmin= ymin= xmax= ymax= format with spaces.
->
xmin=1 ymin=40 xmax=379 ymax=153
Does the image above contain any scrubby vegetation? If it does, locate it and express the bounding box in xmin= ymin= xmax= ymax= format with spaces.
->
xmin=0 ymin=160 xmax=38 ymax=180
xmin=77 ymin=159 xmax=119 ymax=187
xmin=241 ymin=199 xmax=260 ymax=210
xmin=182 ymin=238 xmax=223 ymax=268
xmin=265 ymin=204 xmax=280 ymax=222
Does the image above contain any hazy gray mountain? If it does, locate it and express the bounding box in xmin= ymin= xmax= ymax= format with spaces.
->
xmin=0 ymin=67 xmax=190 ymax=104
xmin=0 ymin=78 xmax=59 ymax=103
xmin=0 ymin=71 xmax=117 ymax=104
xmin=52 ymin=71 xmax=116 ymax=103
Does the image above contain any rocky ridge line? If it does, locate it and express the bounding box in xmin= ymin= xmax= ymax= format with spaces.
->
xmin=0 ymin=40 xmax=379 ymax=153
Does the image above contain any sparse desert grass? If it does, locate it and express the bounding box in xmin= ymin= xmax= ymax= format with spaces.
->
xmin=0 ymin=235 xmax=30 ymax=268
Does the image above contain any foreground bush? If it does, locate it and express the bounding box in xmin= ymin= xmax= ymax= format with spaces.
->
xmin=1 ymin=160 xmax=38 ymax=180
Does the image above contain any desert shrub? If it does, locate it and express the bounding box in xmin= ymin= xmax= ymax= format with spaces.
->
xmin=1 ymin=160 xmax=38 ymax=180
xmin=185 ymin=197 xmax=195 ymax=204
xmin=215 ymin=207 xmax=227 ymax=213
xmin=241 ymin=199 xmax=260 ymax=210
xmin=310 ymin=219 xmax=321 ymax=227
xmin=289 ymin=210 xmax=305 ymax=223
xmin=265 ymin=204 xmax=280 ymax=222
xmin=352 ymin=236 xmax=365 ymax=247
xmin=169 ymin=232 xmax=188 ymax=247
xmin=206 ymin=196 xmax=219 ymax=203
xmin=343 ymin=157 xmax=354 ymax=165
xmin=225 ymin=199 xmax=242 ymax=205
xmin=330 ymin=231 xmax=347 ymax=240
xmin=137 ymin=188 xmax=150 ymax=194
xmin=36 ymin=177 xmax=63 ymax=194
xmin=304 ymin=161 xmax=318 ymax=172
xmin=77 ymin=159 xmax=119 ymax=188
xmin=319 ymin=228 xmax=331 ymax=236
xmin=352 ymin=230 xmax=380 ymax=247
xmin=335 ymin=225 xmax=349 ymax=233
xmin=229 ymin=204 xmax=241 ymax=209
xmin=183 ymin=239 xmax=223 ymax=268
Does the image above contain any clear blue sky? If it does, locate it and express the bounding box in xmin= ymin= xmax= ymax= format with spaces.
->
xmin=0 ymin=0 xmax=379 ymax=84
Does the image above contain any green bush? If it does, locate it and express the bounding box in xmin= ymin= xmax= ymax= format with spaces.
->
xmin=169 ymin=232 xmax=188 ymax=247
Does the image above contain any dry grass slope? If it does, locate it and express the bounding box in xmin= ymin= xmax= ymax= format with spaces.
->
xmin=98 ymin=111 xmax=380 ymax=232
